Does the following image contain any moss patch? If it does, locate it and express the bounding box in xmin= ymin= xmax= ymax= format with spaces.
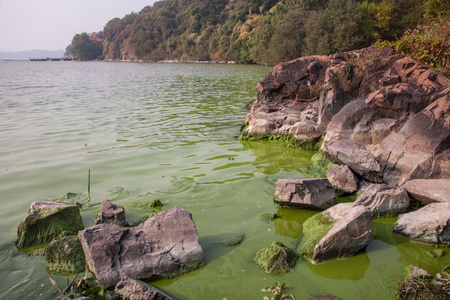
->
xmin=255 ymin=241 xmax=298 ymax=275
xmin=16 ymin=204 xmax=84 ymax=248
xmin=239 ymin=131 xmax=322 ymax=151
xmin=309 ymin=151 xmax=336 ymax=177
xmin=45 ymin=235 xmax=86 ymax=273
xmin=297 ymin=213 xmax=335 ymax=259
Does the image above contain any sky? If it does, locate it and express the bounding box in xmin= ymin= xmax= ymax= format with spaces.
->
xmin=0 ymin=0 xmax=157 ymax=52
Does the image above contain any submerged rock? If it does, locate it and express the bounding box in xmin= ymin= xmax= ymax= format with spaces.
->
xmin=402 ymin=179 xmax=450 ymax=205
xmin=16 ymin=201 xmax=84 ymax=248
xmin=78 ymin=206 xmax=205 ymax=288
xmin=354 ymin=184 xmax=409 ymax=217
xmin=297 ymin=203 xmax=373 ymax=263
xmin=255 ymin=241 xmax=298 ymax=274
xmin=326 ymin=165 xmax=358 ymax=194
xmin=274 ymin=177 xmax=336 ymax=209
xmin=45 ymin=235 xmax=85 ymax=273
xmin=115 ymin=276 xmax=176 ymax=300
xmin=94 ymin=199 xmax=127 ymax=226
xmin=393 ymin=202 xmax=450 ymax=246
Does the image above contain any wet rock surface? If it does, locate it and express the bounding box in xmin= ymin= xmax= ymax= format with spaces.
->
xmin=115 ymin=276 xmax=176 ymax=300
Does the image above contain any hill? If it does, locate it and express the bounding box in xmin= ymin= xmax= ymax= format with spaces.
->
xmin=0 ymin=50 xmax=65 ymax=60
xmin=67 ymin=0 xmax=448 ymax=69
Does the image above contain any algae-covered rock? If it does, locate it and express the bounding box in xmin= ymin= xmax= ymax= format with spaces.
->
xmin=297 ymin=203 xmax=373 ymax=263
xmin=55 ymin=192 xmax=90 ymax=208
xmin=45 ymin=235 xmax=85 ymax=273
xmin=16 ymin=201 xmax=84 ymax=248
xmin=255 ymin=241 xmax=298 ymax=274
xmin=309 ymin=151 xmax=336 ymax=176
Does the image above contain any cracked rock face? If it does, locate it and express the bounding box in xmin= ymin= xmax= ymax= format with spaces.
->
xmin=78 ymin=206 xmax=205 ymax=288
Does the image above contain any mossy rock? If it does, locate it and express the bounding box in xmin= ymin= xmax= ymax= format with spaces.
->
xmin=46 ymin=235 xmax=86 ymax=273
xmin=297 ymin=213 xmax=335 ymax=259
xmin=255 ymin=241 xmax=298 ymax=275
xmin=239 ymin=131 xmax=322 ymax=151
xmin=16 ymin=201 xmax=84 ymax=248
xmin=309 ymin=151 xmax=336 ymax=177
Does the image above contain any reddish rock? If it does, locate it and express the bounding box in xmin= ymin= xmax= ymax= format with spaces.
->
xmin=322 ymin=140 xmax=382 ymax=182
xmin=274 ymin=177 xmax=336 ymax=209
xmin=94 ymin=199 xmax=126 ymax=226
xmin=402 ymin=179 xmax=450 ymax=205
xmin=326 ymin=165 xmax=358 ymax=193
xmin=354 ymin=184 xmax=409 ymax=216
xmin=78 ymin=206 xmax=205 ymax=288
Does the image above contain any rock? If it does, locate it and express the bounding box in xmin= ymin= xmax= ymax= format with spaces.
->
xmin=16 ymin=201 xmax=84 ymax=248
xmin=242 ymin=47 xmax=450 ymax=186
xmin=274 ymin=177 xmax=336 ymax=209
xmin=393 ymin=202 xmax=450 ymax=246
xmin=254 ymin=241 xmax=298 ymax=274
xmin=214 ymin=232 xmax=246 ymax=247
xmin=326 ymin=165 xmax=358 ymax=194
xmin=78 ymin=206 xmax=205 ymax=288
xmin=115 ymin=276 xmax=175 ymax=300
xmin=94 ymin=199 xmax=127 ymax=226
xmin=377 ymin=93 xmax=450 ymax=184
xmin=353 ymin=184 xmax=409 ymax=217
xmin=45 ymin=235 xmax=85 ymax=273
xmin=309 ymin=151 xmax=336 ymax=176
xmin=322 ymin=140 xmax=382 ymax=182
xmin=297 ymin=203 xmax=373 ymax=263
xmin=402 ymin=179 xmax=450 ymax=205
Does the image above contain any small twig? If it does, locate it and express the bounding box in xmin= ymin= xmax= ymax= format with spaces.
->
xmin=47 ymin=272 xmax=63 ymax=296
xmin=63 ymin=273 xmax=80 ymax=294
xmin=88 ymin=169 xmax=91 ymax=202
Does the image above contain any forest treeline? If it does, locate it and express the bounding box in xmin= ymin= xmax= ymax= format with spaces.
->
xmin=67 ymin=0 xmax=449 ymax=72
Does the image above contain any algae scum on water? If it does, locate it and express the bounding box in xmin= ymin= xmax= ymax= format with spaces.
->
xmin=1 ymin=62 xmax=449 ymax=300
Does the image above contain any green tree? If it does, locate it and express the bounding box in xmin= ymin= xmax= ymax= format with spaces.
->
xmin=70 ymin=32 xmax=103 ymax=61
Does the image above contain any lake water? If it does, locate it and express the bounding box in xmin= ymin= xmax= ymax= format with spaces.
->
xmin=0 ymin=61 xmax=448 ymax=300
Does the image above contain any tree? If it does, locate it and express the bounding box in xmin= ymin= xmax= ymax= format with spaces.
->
xmin=70 ymin=33 xmax=103 ymax=61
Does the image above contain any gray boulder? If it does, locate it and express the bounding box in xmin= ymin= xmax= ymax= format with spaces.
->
xmin=274 ymin=177 xmax=336 ymax=209
xmin=322 ymin=140 xmax=382 ymax=182
xmin=94 ymin=199 xmax=126 ymax=226
xmin=393 ymin=202 xmax=450 ymax=245
xmin=354 ymin=184 xmax=409 ymax=217
xmin=326 ymin=165 xmax=358 ymax=193
xmin=402 ymin=179 xmax=450 ymax=205
xmin=115 ymin=276 xmax=176 ymax=300
xmin=78 ymin=206 xmax=205 ymax=288
xmin=297 ymin=203 xmax=373 ymax=263
xmin=16 ymin=201 xmax=84 ymax=248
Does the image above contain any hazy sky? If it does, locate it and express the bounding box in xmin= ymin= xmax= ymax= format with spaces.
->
xmin=0 ymin=0 xmax=157 ymax=52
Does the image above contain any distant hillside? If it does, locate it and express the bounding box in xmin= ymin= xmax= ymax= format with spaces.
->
xmin=68 ymin=0 xmax=446 ymax=66
xmin=0 ymin=50 xmax=65 ymax=60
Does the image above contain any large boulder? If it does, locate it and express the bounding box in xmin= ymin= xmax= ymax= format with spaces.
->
xmin=393 ymin=202 xmax=450 ymax=246
xmin=115 ymin=276 xmax=175 ymax=300
xmin=274 ymin=177 xmax=336 ymax=209
xmin=254 ymin=241 xmax=298 ymax=275
xmin=242 ymin=47 xmax=450 ymax=186
xmin=353 ymin=184 xmax=410 ymax=217
xmin=322 ymin=140 xmax=382 ymax=182
xmin=402 ymin=179 xmax=450 ymax=205
xmin=94 ymin=199 xmax=126 ymax=226
xmin=326 ymin=165 xmax=358 ymax=193
xmin=297 ymin=203 xmax=373 ymax=263
xmin=16 ymin=201 xmax=84 ymax=248
xmin=78 ymin=206 xmax=205 ymax=288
